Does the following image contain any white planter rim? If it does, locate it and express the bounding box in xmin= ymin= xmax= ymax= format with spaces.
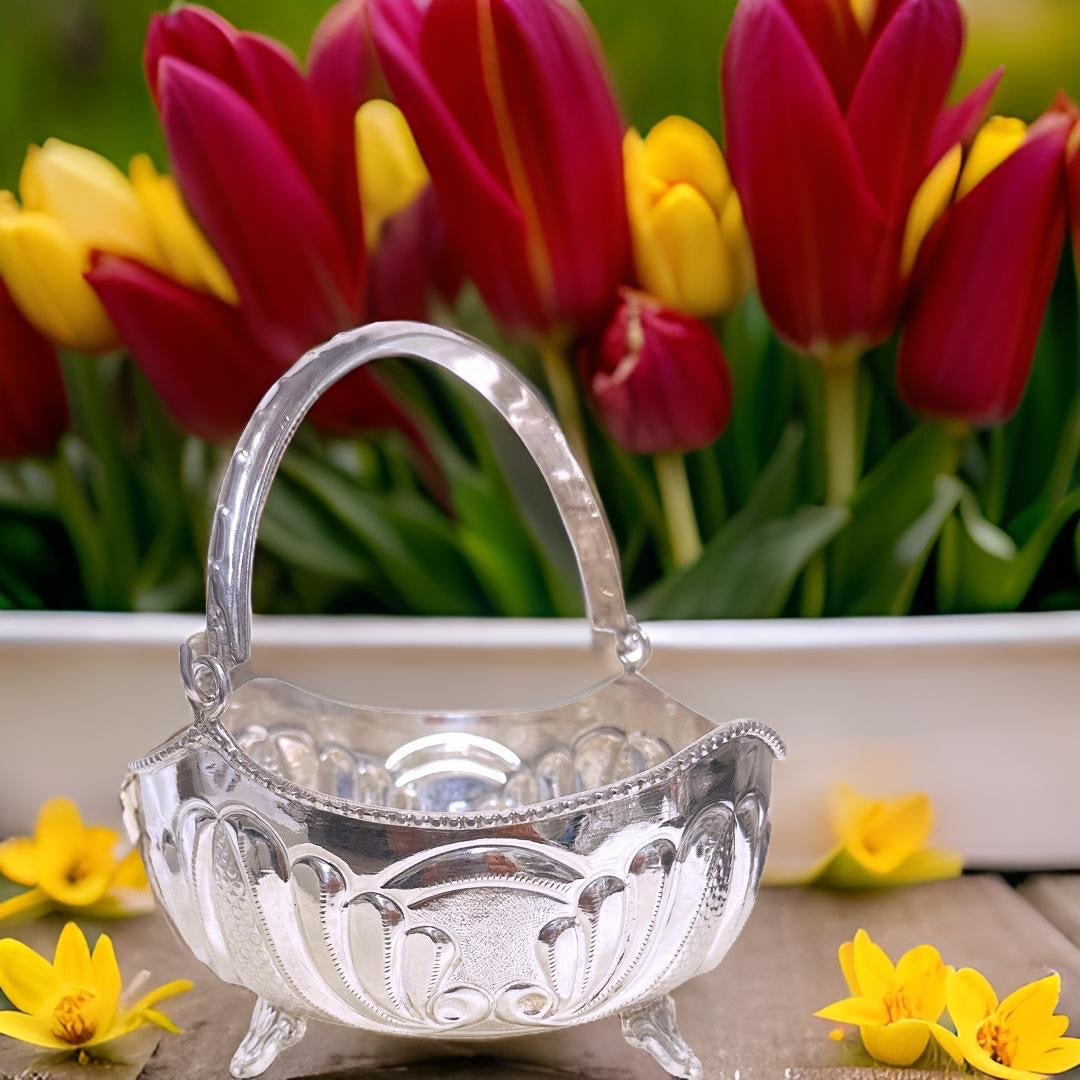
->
xmin=0 ymin=609 xmax=1078 ymax=651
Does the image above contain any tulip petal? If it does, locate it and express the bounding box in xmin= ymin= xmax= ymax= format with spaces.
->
xmin=158 ymin=57 xmax=356 ymax=358
xmin=927 ymin=66 xmax=1004 ymax=166
xmin=778 ymin=0 xmax=876 ymax=109
xmin=477 ymin=0 xmax=629 ymax=327
xmin=898 ymin=114 xmax=1070 ymax=424
xmin=308 ymin=0 xmax=385 ymax=257
xmin=0 ymin=282 xmax=68 ymax=460
xmin=88 ymin=255 xmax=283 ymax=441
xmin=1021 ymin=1038 xmax=1080 ymax=1076
xmin=0 ymin=938 xmax=63 ymax=1013
xmin=998 ymin=973 xmax=1061 ymax=1031
xmin=926 ymin=1020 xmax=966 ymax=1066
xmin=370 ymin=0 xmax=538 ymax=328
xmin=723 ymin=0 xmax=885 ymax=351
xmin=0 ymin=212 xmax=117 ymax=353
xmin=847 ymin=0 xmax=963 ymax=221
xmin=839 ymin=940 xmax=860 ymax=996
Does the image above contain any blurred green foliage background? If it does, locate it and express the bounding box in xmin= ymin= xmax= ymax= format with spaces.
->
xmin=2 ymin=0 xmax=1079 ymax=191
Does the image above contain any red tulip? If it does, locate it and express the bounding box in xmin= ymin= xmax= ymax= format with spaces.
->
xmin=369 ymin=0 xmax=629 ymax=335
xmin=722 ymin=0 xmax=998 ymax=357
xmin=308 ymin=0 xmax=386 ymax=265
xmin=368 ymin=186 xmax=464 ymax=321
xmin=898 ymin=111 xmax=1073 ymax=425
xmin=88 ymin=254 xmax=284 ymax=441
xmin=0 ymin=281 xmax=67 ymax=459
xmin=586 ymin=288 xmax=732 ymax=455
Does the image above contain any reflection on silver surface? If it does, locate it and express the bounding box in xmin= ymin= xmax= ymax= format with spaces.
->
xmin=124 ymin=324 xmax=784 ymax=1080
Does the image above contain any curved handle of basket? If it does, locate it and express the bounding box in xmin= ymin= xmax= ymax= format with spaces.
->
xmin=204 ymin=322 xmax=648 ymax=672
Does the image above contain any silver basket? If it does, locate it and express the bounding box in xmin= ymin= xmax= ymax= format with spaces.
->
xmin=122 ymin=323 xmax=784 ymax=1079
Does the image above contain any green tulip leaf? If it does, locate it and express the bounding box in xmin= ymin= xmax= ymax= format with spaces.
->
xmin=828 ymin=424 xmax=960 ymax=615
xmin=280 ymin=453 xmax=487 ymax=615
xmin=638 ymin=423 xmax=849 ymax=618
xmin=938 ymin=485 xmax=1080 ymax=613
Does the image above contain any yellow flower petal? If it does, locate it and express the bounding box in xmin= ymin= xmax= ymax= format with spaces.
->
xmin=957 ymin=116 xmax=1028 ymax=200
xmin=947 ymin=967 xmax=998 ymax=1033
xmin=816 ymin=995 xmax=890 ymax=1026
xmin=34 ymin=798 xmax=85 ymax=848
xmin=0 ymin=937 xmax=63 ymax=1013
xmin=998 ymin=972 xmax=1060 ymax=1031
xmin=130 ymin=978 xmax=193 ymax=1014
xmin=356 ymin=99 xmax=429 ymax=251
xmin=1020 ymin=1037 xmax=1080 ymax=1076
xmin=129 ymin=153 xmax=237 ymax=305
xmin=852 ymin=929 xmax=896 ymax=999
xmin=926 ymin=1020 xmax=967 ymax=1066
xmin=0 ymin=215 xmax=117 ymax=352
xmin=848 ymin=792 xmax=934 ymax=875
xmin=643 ymin=184 xmax=734 ymax=317
xmin=0 ymin=838 xmax=39 ymax=887
xmin=36 ymin=826 xmax=117 ymax=908
xmin=957 ymin=1037 xmax=1045 ymax=1080
xmin=53 ymin=922 xmax=93 ymax=986
xmin=0 ymin=887 xmax=52 ymax=925
xmin=860 ymin=1019 xmax=931 ymax=1066
xmin=21 ymin=139 xmax=162 ymax=268
xmin=90 ymin=933 xmax=122 ymax=1028
xmin=895 ymin=944 xmax=947 ymax=1022
xmin=901 ymin=144 xmax=961 ymax=277
xmin=639 ymin=115 xmax=732 ymax=216
xmin=139 ymin=1006 xmax=183 ymax=1035
xmin=0 ymin=1009 xmax=71 ymax=1050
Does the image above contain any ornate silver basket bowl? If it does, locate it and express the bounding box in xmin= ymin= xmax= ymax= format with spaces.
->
xmin=122 ymin=324 xmax=784 ymax=1080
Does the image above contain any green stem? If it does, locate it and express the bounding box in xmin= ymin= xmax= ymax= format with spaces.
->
xmin=538 ymin=338 xmax=592 ymax=479
xmin=821 ymin=349 xmax=862 ymax=506
xmin=654 ymin=452 xmax=702 ymax=569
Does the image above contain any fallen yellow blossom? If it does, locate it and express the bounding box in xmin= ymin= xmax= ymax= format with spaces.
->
xmin=0 ymin=922 xmax=190 ymax=1052
xmin=0 ymin=798 xmax=152 ymax=923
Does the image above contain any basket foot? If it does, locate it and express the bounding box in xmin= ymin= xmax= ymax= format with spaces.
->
xmin=621 ymin=994 xmax=702 ymax=1080
xmin=230 ymin=997 xmax=307 ymax=1079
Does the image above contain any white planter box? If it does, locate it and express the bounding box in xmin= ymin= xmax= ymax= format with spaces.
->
xmin=0 ymin=611 xmax=1076 ymax=869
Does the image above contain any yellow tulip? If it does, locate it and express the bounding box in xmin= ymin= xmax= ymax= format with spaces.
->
xmin=0 ymin=797 xmax=152 ymax=923
xmin=816 ymin=929 xmax=951 ymax=1066
xmin=0 ymin=138 xmax=236 ymax=352
xmin=356 ymin=99 xmax=430 ymax=251
xmin=129 ymin=154 xmax=237 ymax=304
xmin=623 ymin=116 xmax=752 ymax=319
xmin=934 ymin=969 xmax=1080 ymax=1078
xmin=0 ymin=922 xmax=190 ymax=1052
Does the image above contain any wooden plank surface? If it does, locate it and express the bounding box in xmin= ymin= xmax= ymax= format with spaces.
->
xmin=1019 ymin=874 xmax=1080 ymax=948
xmin=2 ymin=877 xmax=1080 ymax=1079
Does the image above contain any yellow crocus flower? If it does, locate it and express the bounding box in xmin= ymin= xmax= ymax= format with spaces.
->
xmin=0 ymin=138 xmax=236 ymax=352
xmin=934 ymin=969 xmax=1080 ymax=1078
xmin=0 ymin=921 xmax=190 ymax=1051
xmin=817 ymin=928 xmax=951 ymax=1066
xmin=768 ymin=784 xmax=962 ymax=889
xmin=623 ymin=115 xmax=752 ymax=319
xmin=356 ymin=99 xmax=430 ymax=251
xmin=0 ymin=797 xmax=152 ymax=923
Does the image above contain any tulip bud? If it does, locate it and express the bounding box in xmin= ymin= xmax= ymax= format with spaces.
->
xmin=898 ymin=110 xmax=1072 ymax=425
xmin=356 ymin=99 xmax=429 ymax=250
xmin=588 ymin=289 xmax=732 ymax=455
xmin=624 ymin=117 xmax=752 ymax=319
xmin=0 ymin=280 xmax=68 ymax=459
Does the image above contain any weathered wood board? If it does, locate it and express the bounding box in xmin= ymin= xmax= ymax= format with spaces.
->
xmin=2 ymin=877 xmax=1079 ymax=1079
